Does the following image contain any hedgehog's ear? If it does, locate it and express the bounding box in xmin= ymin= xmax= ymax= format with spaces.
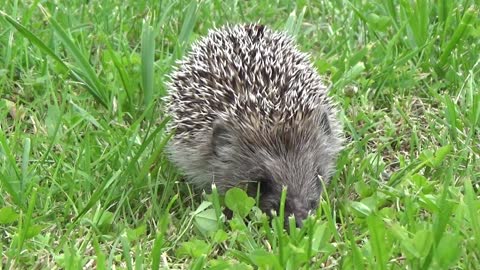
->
xmin=211 ymin=119 xmax=233 ymax=155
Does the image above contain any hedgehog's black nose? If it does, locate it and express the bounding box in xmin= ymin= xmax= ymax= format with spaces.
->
xmin=295 ymin=217 xmax=303 ymax=228
xmin=295 ymin=208 xmax=308 ymax=227
xmin=285 ymin=208 xmax=308 ymax=228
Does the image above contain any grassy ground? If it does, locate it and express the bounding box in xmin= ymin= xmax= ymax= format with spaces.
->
xmin=1 ymin=0 xmax=479 ymax=269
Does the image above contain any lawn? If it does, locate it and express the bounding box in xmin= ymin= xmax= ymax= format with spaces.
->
xmin=1 ymin=0 xmax=479 ymax=269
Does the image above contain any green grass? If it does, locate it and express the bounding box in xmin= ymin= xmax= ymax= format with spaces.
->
xmin=1 ymin=0 xmax=479 ymax=269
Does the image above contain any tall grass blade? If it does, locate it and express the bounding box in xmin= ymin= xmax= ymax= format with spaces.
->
xmin=141 ymin=17 xmax=156 ymax=113
xmin=20 ymin=137 xmax=30 ymax=203
xmin=121 ymin=233 xmax=133 ymax=270
xmin=0 ymin=131 xmax=22 ymax=208
xmin=367 ymin=215 xmax=387 ymax=270
xmin=1 ymin=10 xmax=109 ymax=108
xmin=17 ymin=187 xmax=37 ymax=255
xmin=437 ymin=6 xmax=477 ymax=73
xmin=422 ymin=168 xmax=455 ymax=269
xmin=1 ymin=11 xmax=67 ymax=70
xmin=175 ymin=0 xmax=197 ymax=57
xmin=464 ymin=179 xmax=480 ymax=251
xmin=73 ymin=169 xmax=122 ymax=223
xmin=284 ymin=6 xmax=306 ymax=37
xmin=40 ymin=7 xmax=110 ymax=108
xmin=105 ymin=47 xmax=134 ymax=107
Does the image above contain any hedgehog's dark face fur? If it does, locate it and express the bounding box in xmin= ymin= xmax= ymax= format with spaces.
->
xmin=210 ymin=110 xmax=338 ymax=227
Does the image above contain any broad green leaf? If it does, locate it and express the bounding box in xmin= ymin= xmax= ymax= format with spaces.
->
xmin=413 ymin=230 xmax=433 ymax=258
xmin=25 ymin=224 xmax=43 ymax=239
xmin=126 ymin=224 xmax=146 ymax=242
xmin=191 ymin=255 xmax=206 ymax=270
xmin=248 ymin=249 xmax=281 ymax=269
xmin=464 ymin=179 xmax=480 ymax=251
xmin=194 ymin=208 xmax=218 ymax=235
xmin=435 ymin=233 xmax=462 ymax=267
xmin=311 ymin=223 xmax=329 ymax=252
xmin=349 ymin=201 xmax=373 ymax=218
xmin=93 ymin=211 xmax=115 ymax=233
xmin=390 ymin=224 xmax=420 ymax=258
xmin=432 ymin=145 xmax=452 ymax=168
xmin=212 ymin=229 xmax=228 ymax=243
xmin=176 ymin=239 xmax=210 ymax=259
xmin=0 ymin=207 xmax=19 ymax=224
xmin=225 ymin=188 xmax=255 ymax=218
xmin=367 ymin=215 xmax=387 ymax=270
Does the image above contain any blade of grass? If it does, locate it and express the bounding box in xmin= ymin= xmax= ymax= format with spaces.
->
xmin=152 ymin=195 xmax=177 ymax=270
xmin=347 ymin=227 xmax=365 ymax=270
xmin=92 ymin=236 xmax=106 ymax=270
xmin=174 ymin=0 xmax=197 ymax=57
xmin=284 ymin=6 xmax=306 ymax=37
xmin=17 ymin=187 xmax=37 ymax=256
xmin=134 ymin=244 xmax=144 ymax=270
xmin=1 ymin=10 xmax=109 ymax=108
xmin=105 ymin=47 xmax=134 ymax=107
xmin=141 ymin=17 xmax=155 ymax=113
xmin=121 ymin=233 xmax=133 ymax=270
xmin=0 ymin=11 xmax=67 ymax=70
xmin=464 ymin=179 xmax=480 ymax=252
xmin=38 ymin=103 xmax=65 ymax=167
xmin=367 ymin=214 xmax=387 ymax=270
xmin=39 ymin=5 xmax=110 ymax=108
xmin=421 ymin=168 xmax=455 ymax=269
xmin=436 ymin=6 xmax=477 ymax=73
xmin=70 ymin=100 xmax=105 ymax=130
xmin=0 ymin=130 xmax=22 ymax=208
xmin=444 ymin=95 xmax=458 ymax=141
xmin=210 ymin=184 xmax=224 ymax=230
xmin=272 ymin=187 xmax=288 ymax=267
xmin=20 ymin=137 xmax=30 ymax=205
xmin=132 ymin=132 xmax=172 ymax=185
xmin=73 ymin=169 xmax=122 ymax=223
xmin=191 ymin=255 xmax=206 ymax=270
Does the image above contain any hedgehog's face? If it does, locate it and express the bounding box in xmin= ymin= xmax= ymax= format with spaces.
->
xmin=210 ymin=114 xmax=340 ymax=227
xmin=256 ymin=176 xmax=322 ymax=227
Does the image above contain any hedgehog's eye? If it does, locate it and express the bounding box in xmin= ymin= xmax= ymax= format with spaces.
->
xmin=308 ymin=199 xmax=318 ymax=210
xmin=258 ymin=180 xmax=272 ymax=194
xmin=255 ymin=171 xmax=274 ymax=193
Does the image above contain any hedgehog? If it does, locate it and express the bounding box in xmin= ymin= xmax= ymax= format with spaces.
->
xmin=164 ymin=24 xmax=343 ymax=227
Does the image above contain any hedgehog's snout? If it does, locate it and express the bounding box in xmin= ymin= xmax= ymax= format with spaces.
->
xmin=287 ymin=207 xmax=309 ymax=228
xmin=284 ymin=197 xmax=312 ymax=228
